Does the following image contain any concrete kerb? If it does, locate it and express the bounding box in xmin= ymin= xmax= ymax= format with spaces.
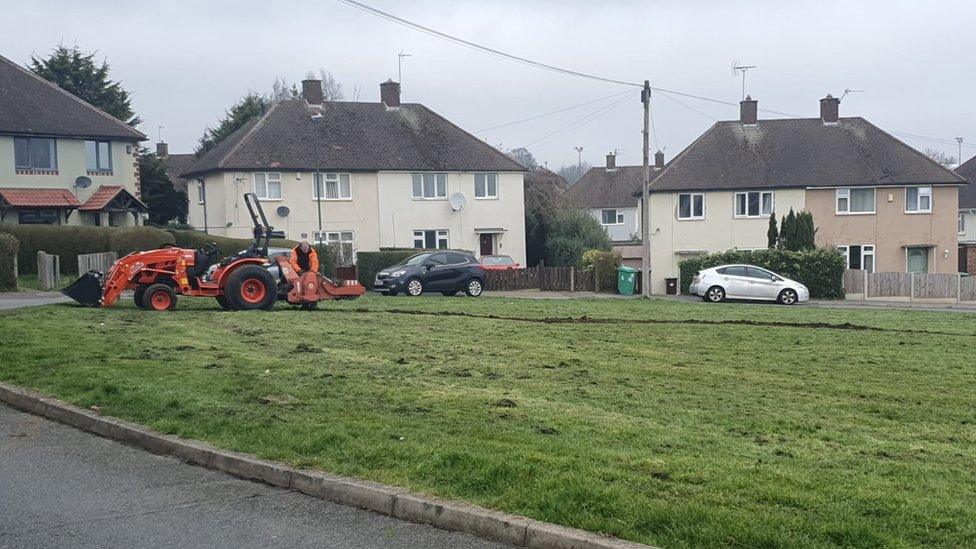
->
xmin=0 ymin=381 xmax=653 ymax=549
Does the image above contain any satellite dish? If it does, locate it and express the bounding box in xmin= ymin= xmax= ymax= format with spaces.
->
xmin=276 ymin=206 xmax=291 ymax=217
xmin=74 ymin=176 xmax=92 ymax=189
xmin=449 ymin=193 xmax=467 ymax=212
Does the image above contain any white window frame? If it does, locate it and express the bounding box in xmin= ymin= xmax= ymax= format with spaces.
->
xmin=838 ymin=244 xmax=876 ymax=272
xmin=733 ymin=191 xmax=774 ymax=218
xmin=196 ymin=182 xmax=205 ymax=205
xmin=313 ymin=230 xmax=355 ymax=245
xmin=253 ymin=172 xmax=282 ymax=200
xmin=677 ymin=193 xmax=705 ymax=220
xmin=835 ymin=187 xmax=875 ymax=215
xmin=411 ymin=173 xmax=448 ymax=200
xmin=85 ymin=140 xmax=112 ymax=172
xmin=314 ymin=173 xmax=352 ymax=201
xmin=412 ymin=229 xmax=449 ymax=249
xmin=601 ymin=209 xmax=625 ymax=225
xmin=474 ymin=173 xmax=498 ymax=199
xmin=959 ymin=212 xmax=966 ymax=235
xmin=905 ymin=186 xmax=932 ymax=213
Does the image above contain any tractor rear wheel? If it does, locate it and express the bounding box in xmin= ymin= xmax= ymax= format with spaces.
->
xmin=144 ymin=284 xmax=177 ymax=311
xmin=226 ymin=265 xmax=277 ymax=311
xmin=133 ymin=285 xmax=150 ymax=309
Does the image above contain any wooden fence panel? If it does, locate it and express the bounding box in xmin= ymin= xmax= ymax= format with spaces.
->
xmin=78 ymin=251 xmax=118 ymax=274
xmin=843 ymin=269 xmax=865 ymax=295
xmin=913 ymin=273 xmax=958 ymax=299
xmin=484 ymin=268 xmax=538 ymax=291
xmin=867 ymin=272 xmax=911 ymax=298
xmin=961 ymin=276 xmax=976 ymax=302
xmin=36 ymin=251 xmax=60 ymax=291
xmin=484 ymin=266 xmax=595 ymax=292
xmin=575 ymin=270 xmax=594 ymax=292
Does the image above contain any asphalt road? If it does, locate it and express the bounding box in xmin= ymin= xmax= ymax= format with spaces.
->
xmin=0 ymin=405 xmax=508 ymax=549
xmin=0 ymin=291 xmax=69 ymax=310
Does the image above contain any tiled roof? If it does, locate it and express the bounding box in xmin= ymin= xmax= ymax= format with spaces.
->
xmin=161 ymin=153 xmax=196 ymax=193
xmin=79 ymin=185 xmax=146 ymax=211
xmin=650 ymin=117 xmax=966 ymax=192
xmin=568 ymin=165 xmax=664 ymax=208
xmin=0 ymin=188 xmax=81 ymax=207
xmin=956 ymin=155 xmax=976 ymax=209
xmin=181 ymin=99 xmax=526 ymax=177
xmin=0 ymin=54 xmax=145 ymax=141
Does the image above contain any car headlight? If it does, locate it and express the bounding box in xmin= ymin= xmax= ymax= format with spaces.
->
xmin=391 ymin=269 xmax=406 ymax=278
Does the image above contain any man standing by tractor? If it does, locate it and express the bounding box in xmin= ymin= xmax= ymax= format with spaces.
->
xmin=289 ymin=240 xmax=319 ymax=274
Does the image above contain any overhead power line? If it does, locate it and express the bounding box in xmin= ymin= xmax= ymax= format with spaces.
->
xmin=475 ymin=89 xmax=634 ymax=133
xmin=522 ymin=91 xmax=638 ymax=148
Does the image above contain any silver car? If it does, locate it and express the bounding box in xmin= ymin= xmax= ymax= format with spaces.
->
xmin=689 ymin=264 xmax=809 ymax=305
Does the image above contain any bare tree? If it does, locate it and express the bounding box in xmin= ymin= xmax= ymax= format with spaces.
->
xmin=924 ymin=148 xmax=957 ymax=168
xmin=271 ymin=70 xmax=345 ymax=102
xmin=306 ymin=69 xmax=344 ymax=101
xmin=270 ymin=78 xmax=299 ymax=101
xmin=557 ymin=161 xmax=591 ymax=186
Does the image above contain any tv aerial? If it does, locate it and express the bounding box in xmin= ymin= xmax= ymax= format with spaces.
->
xmin=731 ymin=60 xmax=757 ymax=100
xmin=840 ymin=88 xmax=866 ymax=102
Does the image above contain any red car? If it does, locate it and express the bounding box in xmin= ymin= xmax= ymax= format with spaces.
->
xmin=480 ymin=255 xmax=520 ymax=271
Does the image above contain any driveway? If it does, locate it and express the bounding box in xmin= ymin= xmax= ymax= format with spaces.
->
xmin=0 ymin=404 xmax=507 ymax=549
xmin=0 ymin=291 xmax=69 ymax=310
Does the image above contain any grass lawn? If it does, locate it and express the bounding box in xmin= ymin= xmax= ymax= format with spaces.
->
xmin=2 ymin=294 xmax=976 ymax=547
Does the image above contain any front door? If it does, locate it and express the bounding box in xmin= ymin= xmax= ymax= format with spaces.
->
xmin=907 ymin=247 xmax=929 ymax=274
xmin=479 ymin=233 xmax=494 ymax=256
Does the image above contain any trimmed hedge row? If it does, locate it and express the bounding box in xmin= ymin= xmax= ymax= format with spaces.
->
xmin=678 ymin=248 xmax=846 ymax=299
xmin=356 ymin=249 xmax=421 ymax=286
xmin=166 ymin=230 xmax=296 ymax=257
xmin=0 ymin=233 xmax=18 ymax=291
xmin=1 ymin=225 xmax=175 ymax=275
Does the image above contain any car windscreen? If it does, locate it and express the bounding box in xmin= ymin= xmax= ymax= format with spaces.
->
xmin=482 ymin=256 xmax=513 ymax=265
xmin=400 ymin=253 xmax=433 ymax=266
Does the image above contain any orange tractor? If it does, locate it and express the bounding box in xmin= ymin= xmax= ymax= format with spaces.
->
xmin=63 ymin=193 xmax=365 ymax=311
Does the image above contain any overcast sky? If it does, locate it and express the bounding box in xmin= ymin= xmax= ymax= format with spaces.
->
xmin=5 ymin=0 xmax=975 ymax=169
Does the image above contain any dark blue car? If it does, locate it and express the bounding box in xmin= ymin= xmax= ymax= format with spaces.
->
xmin=374 ymin=251 xmax=485 ymax=297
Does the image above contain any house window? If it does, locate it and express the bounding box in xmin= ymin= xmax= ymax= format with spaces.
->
xmin=14 ymin=137 xmax=57 ymax=171
xmin=960 ymin=213 xmax=966 ymax=235
xmin=905 ymin=186 xmax=932 ymax=213
xmin=314 ymin=230 xmax=354 ymax=245
xmin=838 ymin=244 xmax=875 ymax=272
xmin=474 ymin=173 xmax=498 ymax=198
xmin=836 ymin=188 xmax=875 ymax=214
xmin=314 ymin=173 xmax=351 ymax=200
xmin=17 ymin=209 xmax=60 ymax=225
xmin=411 ymin=173 xmax=447 ymax=199
xmin=413 ymin=229 xmax=449 ymax=249
xmin=196 ymin=182 xmax=206 ymax=205
xmin=677 ymin=193 xmax=705 ymax=220
xmin=601 ymin=209 xmax=624 ymax=225
xmin=734 ymin=191 xmax=773 ymax=218
xmin=253 ymin=172 xmax=282 ymax=200
xmin=85 ymin=140 xmax=112 ymax=172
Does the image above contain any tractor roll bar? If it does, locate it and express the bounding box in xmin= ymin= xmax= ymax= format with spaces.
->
xmin=243 ymin=192 xmax=286 ymax=258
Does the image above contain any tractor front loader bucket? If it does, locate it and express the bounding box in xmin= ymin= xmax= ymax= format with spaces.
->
xmin=62 ymin=270 xmax=105 ymax=307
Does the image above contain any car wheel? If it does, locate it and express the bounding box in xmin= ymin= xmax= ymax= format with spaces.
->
xmin=441 ymin=291 xmax=458 ymax=297
xmin=778 ymin=288 xmax=798 ymax=305
xmin=406 ymin=278 xmax=424 ymax=297
xmin=226 ymin=265 xmax=277 ymax=311
xmin=705 ymin=285 xmax=725 ymax=303
xmin=143 ymin=283 xmax=177 ymax=311
xmin=465 ymin=278 xmax=483 ymax=297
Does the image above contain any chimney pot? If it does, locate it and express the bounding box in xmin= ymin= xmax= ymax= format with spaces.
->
xmin=740 ymin=96 xmax=758 ymax=125
xmin=380 ymin=79 xmax=401 ymax=108
xmin=155 ymin=142 xmax=168 ymax=157
xmin=820 ymin=94 xmax=840 ymax=124
xmin=605 ymin=153 xmax=616 ymax=170
xmin=654 ymin=150 xmax=664 ymax=169
xmin=302 ymin=79 xmax=323 ymax=105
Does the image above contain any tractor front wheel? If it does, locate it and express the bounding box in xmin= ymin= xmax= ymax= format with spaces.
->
xmin=216 ymin=295 xmax=235 ymax=311
xmin=133 ymin=285 xmax=150 ymax=309
xmin=226 ymin=265 xmax=277 ymax=311
xmin=144 ymin=284 xmax=177 ymax=311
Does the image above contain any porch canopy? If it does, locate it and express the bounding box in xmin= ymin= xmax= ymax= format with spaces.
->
xmin=0 ymin=187 xmax=81 ymax=223
xmin=80 ymin=186 xmax=148 ymax=224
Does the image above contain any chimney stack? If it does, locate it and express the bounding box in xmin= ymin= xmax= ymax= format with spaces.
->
xmin=155 ymin=142 xmax=168 ymax=157
xmin=605 ymin=153 xmax=616 ymax=171
xmin=380 ymin=79 xmax=401 ymax=108
xmin=302 ymin=79 xmax=323 ymax=105
xmin=820 ymin=94 xmax=840 ymax=124
xmin=654 ymin=150 xmax=664 ymax=169
xmin=740 ymin=96 xmax=758 ymax=125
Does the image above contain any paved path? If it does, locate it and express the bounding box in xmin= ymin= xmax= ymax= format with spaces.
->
xmin=0 ymin=291 xmax=69 ymax=310
xmin=0 ymin=404 xmax=507 ymax=549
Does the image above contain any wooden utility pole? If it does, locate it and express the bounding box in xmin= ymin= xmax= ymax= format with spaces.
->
xmin=641 ymin=80 xmax=651 ymax=297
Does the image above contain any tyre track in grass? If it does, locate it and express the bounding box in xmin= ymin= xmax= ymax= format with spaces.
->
xmin=344 ymin=308 xmax=976 ymax=338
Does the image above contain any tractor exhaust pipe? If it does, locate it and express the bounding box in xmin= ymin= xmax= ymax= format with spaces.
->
xmin=62 ymin=270 xmax=105 ymax=307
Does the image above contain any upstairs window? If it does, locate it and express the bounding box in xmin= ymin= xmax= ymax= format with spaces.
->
xmin=474 ymin=173 xmax=498 ymax=198
xmin=677 ymin=193 xmax=705 ymax=220
xmin=85 ymin=140 xmax=112 ymax=172
xmin=836 ymin=188 xmax=875 ymax=214
xmin=14 ymin=137 xmax=57 ymax=171
xmin=411 ymin=173 xmax=447 ymax=199
xmin=253 ymin=172 xmax=282 ymax=200
xmin=196 ymin=182 xmax=206 ymax=204
xmin=734 ymin=191 xmax=773 ymax=218
xmin=905 ymin=186 xmax=932 ymax=213
xmin=960 ymin=213 xmax=966 ymax=235
xmin=601 ymin=209 xmax=624 ymax=225
xmin=314 ymin=173 xmax=351 ymax=200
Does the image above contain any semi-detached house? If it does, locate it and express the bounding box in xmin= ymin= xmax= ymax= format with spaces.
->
xmin=181 ymin=79 xmax=527 ymax=264
xmin=642 ymin=94 xmax=966 ymax=294
xmin=0 ymin=54 xmax=147 ymax=227
xmin=956 ymin=155 xmax=976 ymax=273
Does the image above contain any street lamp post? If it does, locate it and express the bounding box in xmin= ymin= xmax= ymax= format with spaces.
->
xmin=312 ymin=113 xmax=323 ymax=271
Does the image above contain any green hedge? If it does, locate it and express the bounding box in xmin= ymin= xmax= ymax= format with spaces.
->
xmin=357 ymin=249 xmax=421 ymax=286
xmin=166 ymin=230 xmax=296 ymax=257
xmin=0 ymin=233 xmax=18 ymax=291
xmin=1 ymin=225 xmax=174 ymax=275
xmin=678 ymin=248 xmax=846 ymax=299
xmin=581 ymin=249 xmax=622 ymax=292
